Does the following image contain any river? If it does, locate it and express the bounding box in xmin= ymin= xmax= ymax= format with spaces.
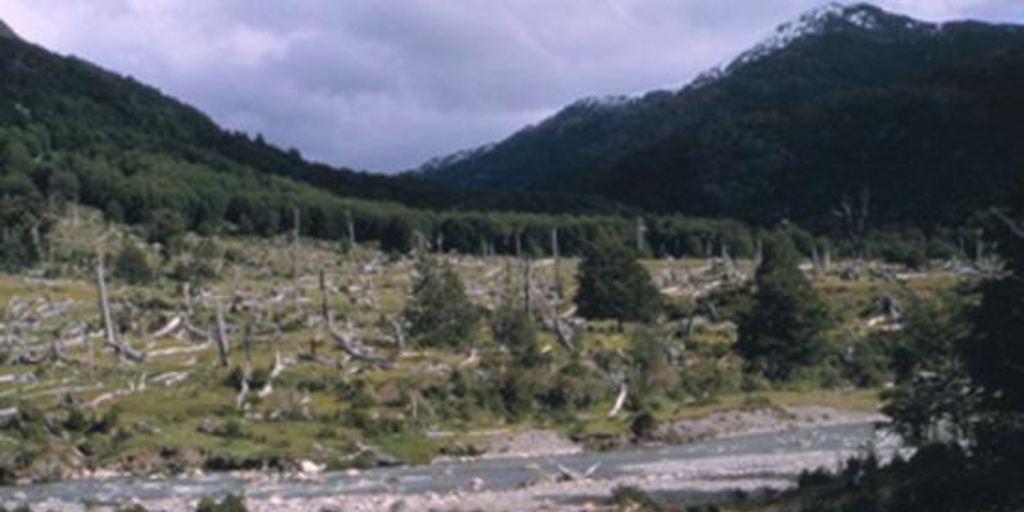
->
xmin=1 ymin=422 xmax=900 ymax=512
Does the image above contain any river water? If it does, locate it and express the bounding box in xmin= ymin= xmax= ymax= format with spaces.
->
xmin=1 ymin=422 xmax=898 ymax=511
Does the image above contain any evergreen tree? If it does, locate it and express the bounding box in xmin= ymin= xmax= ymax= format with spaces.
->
xmin=404 ymin=256 xmax=479 ymax=348
xmin=882 ymin=296 xmax=976 ymax=445
xmin=575 ymin=236 xmax=662 ymax=325
xmin=961 ymin=202 xmax=1024 ymax=503
xmin=735 ymin=236 xmax=831 ymax=381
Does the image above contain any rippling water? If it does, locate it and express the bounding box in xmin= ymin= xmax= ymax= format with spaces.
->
xmin=1 ymin=422 xmax=895 ymax=508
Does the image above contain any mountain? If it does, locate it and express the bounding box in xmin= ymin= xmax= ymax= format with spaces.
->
xmin=0 ymin=23 xmax=447 ymax=210
xmin=421 ymin=3 xmax=1024 ymax=230
xmin=0 ymin=19 xmax=18 ymax=40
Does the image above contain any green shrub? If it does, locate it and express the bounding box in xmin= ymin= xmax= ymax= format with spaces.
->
xmin=113 ymin=243 xmax=155 ymax=284
xmin=196 ymin=494 xmax=248 ymax=512
xmin=630 ymin=410 xmax=658 ymax=440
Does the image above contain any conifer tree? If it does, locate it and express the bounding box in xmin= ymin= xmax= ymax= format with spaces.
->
xmin=575 ymin=236 xmax=662 ymax=326
xmin=735 ymin=236 xmax=830 ymax=381
xmin=962 ymin=202 xmax=1024 ymax=498
xmin=404 ymin=256 xmax=479 ymax=348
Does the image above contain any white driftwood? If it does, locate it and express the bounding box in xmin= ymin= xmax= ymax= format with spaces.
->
xmin=607 ymin=382 xmax=628 ymax=418
xmin=151 ymin=315 xmax=182 ymax=338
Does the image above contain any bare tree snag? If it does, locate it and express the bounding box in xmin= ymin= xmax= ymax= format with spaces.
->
xmin=95 ymin=252 xmax=114 ymax=363
xmin=236 ymin=362 xmax=252 ymax=411
xmin=551 ymin=227 xmax=563 ymax=298
xmin=318 ymin=268 xmax=329 ymax=324
xmin=182 ymin=283 xmax=193 ymax=317
xmin=95 ymin=252 xmax=144 ymax=362
xmin=259 ymin=329 xmax=284 ymax=398
xmin=522 ymin=257 xmax=533 ymax=315
xmin=328 ymin=314 xmax=390 ymax=368
xmin=214 ymin=299 xmax=230 ymax=367
xmin=992 ymin=208 xmax=1024 ymax=240
xmin=346 ymin=210 xmax=356 ymax=248
xmin=390 ymin=316 xmax=406 ymax=350
xmin=553 ymin=314 xmax=575 ymax=354
xmin=636 ymin=217 xmax=647 ymax=255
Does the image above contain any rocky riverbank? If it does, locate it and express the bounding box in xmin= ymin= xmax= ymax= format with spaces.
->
xmin=4 ymin=421 xmax=901 ymax=512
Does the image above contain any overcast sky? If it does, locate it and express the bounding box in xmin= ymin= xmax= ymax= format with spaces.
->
xmin=2 ymin=1 xmax=1022 ymax=172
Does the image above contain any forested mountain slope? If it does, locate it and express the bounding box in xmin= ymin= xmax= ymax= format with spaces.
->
xmin=422 ymin=3 xmax=1024 ymax=231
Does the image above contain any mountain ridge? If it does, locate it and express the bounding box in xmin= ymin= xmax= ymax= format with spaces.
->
xmin=419 ymin=3 xmax=1024 ymax=230
xmin=0 ymin=19 xmax=17 ymax=40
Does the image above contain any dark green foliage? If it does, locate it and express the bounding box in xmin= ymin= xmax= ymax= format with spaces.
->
xmin=490 ymin=291 xmax=542 ymax=366
xmin=575 ymin=237 xmax=662 ymax=324
xmin=628 ymin=327 xmax=678 ymax=400
xmin=965 ymin=213 xmax=1024 ymax=413
xmin=959 ymin=200 xmax=1024 ymax=506
xmin=146 ymin=208 xmax=186 ymax=251
xmin=425 ymin=6 xmax=1024 ymax=233
xmin=542 ymin=361 xmax=604 ymax=411
xmin=791 ymin=447 xmax=988 ymax=512
xmin=735 ymin=236 xmax=831 ymax=381
xmin=89 ymin=407 xmax=120 ymax=435
xmin=195 ymin=494 xmax=248 ymax=512
xmin=839 ymin=332 xmax=895 ymax=388
xmin=116 ymin=506 xmax=150 ymax=512
xmin=113 ymin=243 xmax=154 ymax=284
xmin=0 ymin=506 xmax=33 ymax=512
xmin=882 ymin=296 xmax=976 ymax=445
xmin=630 ymin=410 xmax=658 ymax=441
xmin=404 ymin=257 xmax=479 ymax=348
xmin=0 ymin=193 xmax=49 ymax=270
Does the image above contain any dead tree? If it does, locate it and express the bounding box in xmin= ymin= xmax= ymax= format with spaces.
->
xmin=236 ymin=362 xmax=252 ymax=411
xmin=346 ymin=210 xmax=356 ymax=248
xmin=832 ymin=186 xmax=871 ymax=257
xmin=607 ymin=381 xmax=628 ymax=418
xmin=258 ymin=327 xmax=285 ymax=398
xmin=328 ymin=315 xmax=390 ymax=368
xmin=636 ymin=217 xmax=647 ymax=255
xmin=94 ymin=252 xmax=144 ymax=362
xmin=214 ymin=299 xmax=231 ymax=367
xmin=992 ymin=208 xmax=1024 ymax=240
xmin=522 ymin=257 xmax=533 ymax=315
xmin=318 ymin=268 xmax=330 ymax=324
xmin=551 ymin=227 xmax=563 ymax=299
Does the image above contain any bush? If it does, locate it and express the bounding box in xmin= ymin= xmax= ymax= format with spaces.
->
xmin=736 ymin=236 xmax=831 ymax=381
xmin=196 ymin=494 xmax=249 ymax=512
xmin=542 ymin=361 xmax=605 ymax=410
xmin=113 ymin=243 xmax=155 ymax=284
xmin=630 ymin=410 xmax=658 ymax=441
xmin=403 ymin=256 xmax=479 ymax=348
